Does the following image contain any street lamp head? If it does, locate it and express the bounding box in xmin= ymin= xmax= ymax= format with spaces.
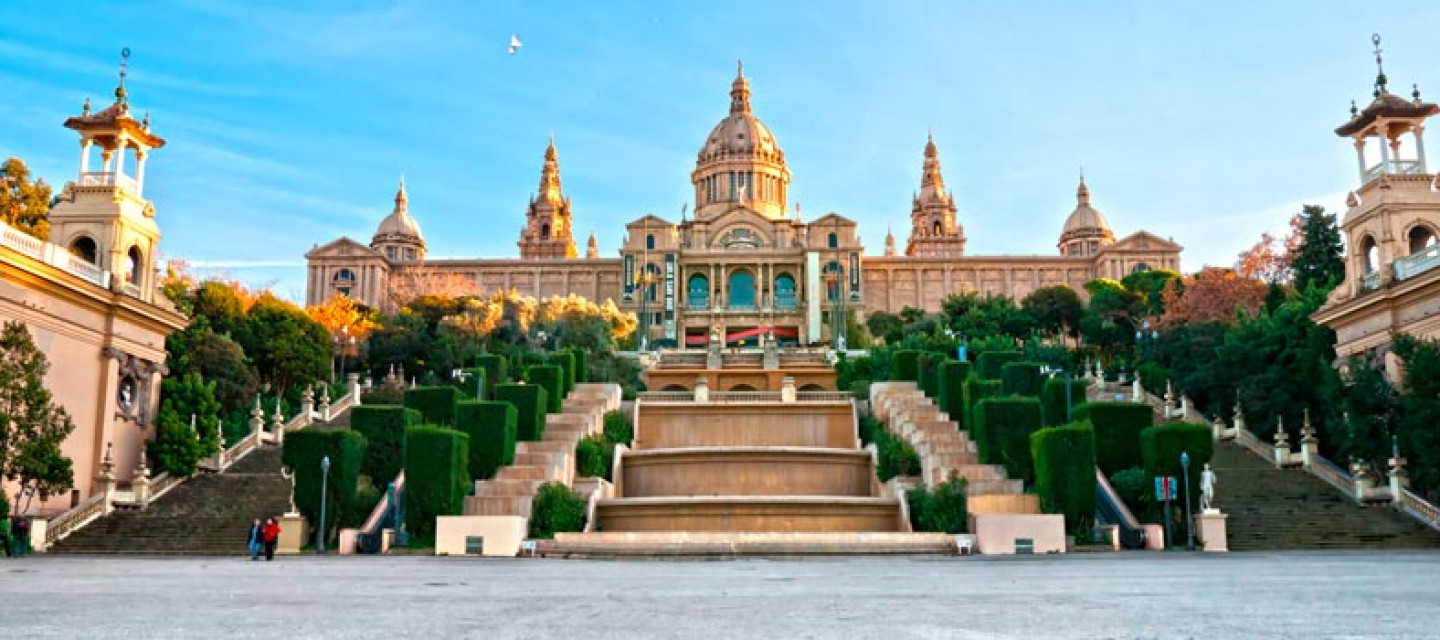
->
xmin=321 ymin=455 xmax=331 ymax=472
xmin=1180 ymin=451 xmax=1190 ymax=467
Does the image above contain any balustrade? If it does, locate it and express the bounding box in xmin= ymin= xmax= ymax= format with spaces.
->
xmin=1395 ymin=245 xmax=1440 ymax=281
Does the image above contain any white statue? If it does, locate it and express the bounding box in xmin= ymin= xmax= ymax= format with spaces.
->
xmin=1200 ymin=463 xmax=1217 ymax=512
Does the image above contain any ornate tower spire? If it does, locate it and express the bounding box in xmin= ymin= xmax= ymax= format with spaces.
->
xmin=538 ymin=134 xmax=562 ymax=202
xmin=906 ymin=133 xmax=965 ymax=257
xmin=920 ymin=132 xmax=945 ymax=193
xmin=520 ymin=136 xmax=577 ymax=259
xmin=730 ymin=60 xmax=751 ymax=115
xmin=586 ymin=230 xmax=599 ymax=259
xmin=1373 ymin=33 xmax=1388 ymax=97
xmin=1076 ymin=171 xmax=1091 ymax=206
xmin=884 ymin=224 xmax=896 ymax=257
xmin=394 ymin=174 xmax=408 ymax=211
xmin=114 ymin=47 xmax=130 ymax=109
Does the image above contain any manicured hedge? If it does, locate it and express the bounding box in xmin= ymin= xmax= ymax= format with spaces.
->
xmin=494 ymin=383 xmax=549 ymax=441
xmin=569 ymin=347 xmax=587 ymax=384
xmin=450 ymin=367 xmax=486 ymax=400
xmin=1000 ymin=362 xmax=1045 ymax=397
xmin=1032 ymin=422 xmax=1097 ymax=532
xmin=905 ymin=474 xmax=968 ymax=534
xmin=548 ymin=350 xmax=575 ymax=398
xmin=893 ymin=350 xmax=920 ymax=382
xmin=473 ymin=354 xmax=509 ymax=397
xmin=349 ymin=405 xmax=422 ymax=483
xmin=977 ymin=350 xmax=1023 ymax=380
xmin=454 ymin=401 xmax=517 ymax=481
xmin=403 ymin=386 xmax=460 ymax=426
xmin=937 ymin=360 xmax=973 ymax=427
xmin=529 ymin=481 xmax=586 ymax=539
xmin=525 ymin=365 xmax=564 ymax=413
xmin=403 ymin=426 xmax=470 ymax=538
xmin=1074 ymin=402 xmax=1155 ymax=475
xmin=1041 ymin=377 xmax=1089 ymax=427
xmin=962 ymin=378 xmax=1002 ymax=438
xmin=974 ymin=397 xmax=1044 ymax=483
xmin=917 ymin=353 xmax=943 ymax=400
xmin=281 ymin=429 xmax=366 ymax=545
xmin=1140 ymin=422 xmax=1213 ymax=517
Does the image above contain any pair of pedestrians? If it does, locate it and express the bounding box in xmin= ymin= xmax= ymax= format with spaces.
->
xmin=3 ymin=515 xmax=30 ymax=557
xmin=246 ymin=517 xmax=281 ymax=561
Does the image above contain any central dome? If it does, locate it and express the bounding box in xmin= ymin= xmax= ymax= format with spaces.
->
xmin=691 ymin=63 xmax=792 ymax=220
xmin=696 ymin=63 xmax=785 ymax=165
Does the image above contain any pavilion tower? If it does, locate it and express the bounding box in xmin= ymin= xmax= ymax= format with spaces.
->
xmin=519 ymin=137 xmax=577 ymax=259
xmin=48 ymin=49 xmax=166 ymax=301
xmin=691 ymin=62 xmax=792 ymax=220
xmin=905 ymin=134 xmax=966 ymax=258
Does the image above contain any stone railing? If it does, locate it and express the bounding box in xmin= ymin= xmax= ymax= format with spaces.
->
xmin=0 ymin=223 xmax=44 ymax=258
xmin=1233 ymin=426 xmax=1272 ymax=460
xmin=638 ymin=390 xmax=853 ymax=404
xmin=149 ymin=472 xmax=183 ymax=502
xmin=1397 ymin=488 xmax=1440 ymax=533
xmin=43 ymin=492 xmax=107 ymax=546
xmin=1307 ymin=455 xmax=1354 ymax=496
xmin=1395 ymin=245 xmax=1440 ymax=281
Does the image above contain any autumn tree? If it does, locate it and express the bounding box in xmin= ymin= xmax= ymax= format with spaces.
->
xmin=1236 ymin=231 xmax=1292 ymax=284
xmin=307 ymin=294 xmax=380 ymax=367
xmin=0 ymin=158 xmax=53 ymax=240
xmin=234 ymin=292 xmax=332 ymax=394
xmin=0 ymin=322 xmax=75 ymax=513
xmin=1158 ymin=268 xmax=1268 ymax=328
xmin=1289 ymin=205 xmax=1345 ymax=294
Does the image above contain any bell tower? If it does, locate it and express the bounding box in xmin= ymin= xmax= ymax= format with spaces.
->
xmin=905 ymin=134 xmax=966 ymax=258
xmin=518 ymin=136 xmax=577 ymax=259
xmin=48 ymin=48 xmax=166 ymax=301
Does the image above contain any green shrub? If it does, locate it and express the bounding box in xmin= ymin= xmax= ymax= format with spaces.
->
xmin=450 ymin=367 xmax=486 ymax=400
xmin=977 ymin=350 xmax=1023 ymax=380
xmin=1111 ymin=466 xmax=1149 ymax=515
xmin=603 ymin=410 xmax=633 ymax=444
xmin=403 ymin=426 xmax=470 ymax=538
xmin=1137 ymin=362 xmax=1172 ymax=396
xmin=1000 ymin=362 xmax=1045 ymax=397
xmin=361 ymin=382 xmax=405 ymax=406
xmin=1074 ymin=402 xmax=1154 ymax=475
xmin=937 ymin=360 xmax=973 ymax=427
xmin=1032 ymin=422 xmax=1097 ymax=532
xmin=917 ymin=353 xmax=942 ymax=399
xmin=905 ymin=474 xmax=968 ymax=533
xmin=574 ymin=436 xmax=609 ymax=479
xmin=350 ymin=405 xmax=422 ymax=483
xmin=494 ymin=384 xmax=549 ymax=441
xmin=282 ymin=429 xmax=366 ymax=545
xmin=893 ymin=350 xmax=920 ymax=382
xmin=473 ymin=354 xmax=509 ymax=397
xmin=570 ymin=347 xmax=587 ymax=384
xmin=962 ymin=378 xmax=1001 ymax=442
xmin=529 ymin=482 xmax=586 ymax=539
xmin=1140 ymin=422 xmax=1213 ymax=517
xmin=1040 ymin=377 xmax=1089 ymax=427
xmin=548 ymin=350 xmax=575 ymax=398
xmin=403 ymin=386 xmax=460 ymax=426
xmin=974 ymin=397 xmax=1044 ymax=482
xmin=876 ymin=434 xmax=921 ymax=482
xmin=343 ymin=476 xmax=385 ymax=529
xmin=525 ymin=365 xmax=564 ymax=413
xmin=454 ymin=401 xmax=517 ymax=481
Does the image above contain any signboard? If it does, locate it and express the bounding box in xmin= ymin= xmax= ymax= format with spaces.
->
xmin=1154 ymin=476 xmax=1178 ymax=501
xmin=622 ymin=254 xmax=635 ymax=299
xmin=849 ymin=252 xmax=860 ymax=298
xmin=663 ymin=253 xmax=676 ymax=340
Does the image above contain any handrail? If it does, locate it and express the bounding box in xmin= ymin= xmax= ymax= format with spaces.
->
xmin=1234 ymin=426 xmax=1271 ymax=459
xmin=1095 ymin=470 xmax=1144 ymax=549
xmin=356 ymin=471 xmax=405 ymax=554
xmin=44 ymin=492 xmax=106 ymax=545
xmin=1398 ymin=488 xmax=1440 ymax=533
xmin=1307 ymin=455 xmax=1354 ymax=495
xmin=638 ymin=390 xmax=853 ymax=404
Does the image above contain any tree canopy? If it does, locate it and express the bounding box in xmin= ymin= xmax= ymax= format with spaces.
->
xmin=0 ymin=321 xmax=74 ymax=513
xmin=0 ymin=158 xmax=52 ymax=240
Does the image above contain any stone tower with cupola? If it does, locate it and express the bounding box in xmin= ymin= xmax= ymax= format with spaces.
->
xmin=905 ymin=135 xmax=966 ymax=258
xmin=519 ymin=138 xmax=577 ymax=259
xmin=48 ymin=49 xmax=165 ymax=301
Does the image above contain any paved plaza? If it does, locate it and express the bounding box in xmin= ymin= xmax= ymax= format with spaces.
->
xmin=2 ymin=552 xmax=1437 ymax=639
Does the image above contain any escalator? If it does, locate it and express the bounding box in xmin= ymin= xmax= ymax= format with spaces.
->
xmin=1095 ymin=470 xmax=1145 ymax=549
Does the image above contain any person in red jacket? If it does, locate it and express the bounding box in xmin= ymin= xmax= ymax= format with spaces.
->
xmin=261 ymin=517 xmax=281 ymax=561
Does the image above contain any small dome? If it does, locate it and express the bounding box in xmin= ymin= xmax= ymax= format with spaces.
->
xmin=696 ymin=63 xmax=785 ymax=164
xmin=373 ymin=177 xmax=425 ymax=247
xmin=1059 ymin=177 xmax=1115 ymax=254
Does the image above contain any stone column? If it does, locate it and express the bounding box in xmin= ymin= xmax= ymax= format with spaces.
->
xmin=271 ymin=398 xmax=285 ymax=446
xmin=348 ymin=373 xmax=361 ymax=405
xmin=97 ymin=443 xmax=117 ymax=515
xmin=1299 ymin=410 xmax=1319 ymax=468
xmin=300 ymin=385 xmax=315 ymax=428
xmin=212 ymin=421 xmax=227 ymax=471
xmin=319 ymin=385 xmax=332 ymax=422
xmin=131 ymin=447 xmax=151 ymax=509
xmin=1212 ymin=414 xmax=1227 ymax=441
xmin=1162 ymin=381 xmax=1176 ymax=419
xmin=1272 ymin=418 xmax=1290 ymax=467
xmin=1180 ymin=395 xmax=1192 ymax=421
xmin=249 ymin=396 xmax=265 ymax=446
xmin=1132 ymin=379 xmax=1142 ymax=403
xmin=1352 ymin=460 xmax=1376 ymax=502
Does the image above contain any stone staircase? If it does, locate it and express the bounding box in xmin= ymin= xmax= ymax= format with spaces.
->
xmin=49 ymin=447 xmax=292 ymax=556
xmin=463 ymin=384 xmax=622 ymax=520
xmin=869 ymin=382 xmax=1039 ymax=515
xmin=1211 ymin=441 xmax=1440 ymax=551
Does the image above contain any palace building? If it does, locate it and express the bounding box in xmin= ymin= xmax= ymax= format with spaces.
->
xmin=306 ymin=64 xmax=1182 ymax=347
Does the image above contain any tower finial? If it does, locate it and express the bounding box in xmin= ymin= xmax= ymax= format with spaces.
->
xmin=115 ymin=47 xmax=131 ymax=107
xmin=395 ymin=174 xmax=408 ymax=207
xmin=1372 ymin=33 xmax=1388 ymax=97
xmin=1077 ymin=169 xmax=1091 ymax=205
xmin=730 ymin=61 xmax=751 ymax=114
xmin=737 ymin=59 xmax=744 ymax=78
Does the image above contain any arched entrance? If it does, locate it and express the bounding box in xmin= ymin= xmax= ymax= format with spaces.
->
xmin=728 ymin=270 xmax=755 ymax=309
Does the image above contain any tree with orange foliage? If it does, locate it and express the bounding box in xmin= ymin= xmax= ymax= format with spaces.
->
xmin=306 ymin=294 xmax=379 ymax=358
xmin=1158 ymin=267 xmax=1269 ymax=328
xmin=1236 ymin=231 xmax=1291 ymax=284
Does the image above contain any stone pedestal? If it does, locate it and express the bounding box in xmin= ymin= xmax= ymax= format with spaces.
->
xmin=1195 ymin=511 xmax=1228 ymax=552
xmin=276 ymin=513 xmax=309 ymax=555
xmin=780 ymin=376 xmax=796 ymax=403
xmin=347 ymin=373 xmax=361 ymax=405
xmin=693 ymin=377 xmax=709 ymax=403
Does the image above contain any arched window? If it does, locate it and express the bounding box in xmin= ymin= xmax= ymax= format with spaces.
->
xmin=1362 ymin=235 xmax=1379 ymax=273
xmin=125 ymin=246 xmax=142 ymax=283
xmin=933 ymin=221 xmax=942 ymax=236
xmin=687 ymin=273 xmax=709 ymax=309
xmin=69 ymin=236 xmax=98 ymax=264
xmin=541 ymin=223 xmax=551 ymax=239
xmin=1409 ymin=226 xmax=1437 ymax=254
xmin=1130 ymin=262 xmax=1151 ymax=274
xmin=823 ymin=261 xmax=843 ymax=302
xmin=728 ymin=270 xmax=755 ymax=309
xmin=775 ymin=273 xmax=797 ymax=308
xmin=827 ymin=233 xmax=838 ymax=249
xmin=332 ymin=268 xmax=356 ymax=296
xmin=646 ymin=234 xmax=655 ymax=250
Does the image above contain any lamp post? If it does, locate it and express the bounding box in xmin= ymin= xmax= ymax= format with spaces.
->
xmin=452 ymin=368 xmax=481 ymax=399
xmin=1180 ymin=451 xmax=1194 ymax=551
xmin=334 ymin=326 xmax=354 ymax=383
xmin=318 ymin=455 xmax=331 ymax=554
xmin=635 ymin=271 xmax=654 ymax=352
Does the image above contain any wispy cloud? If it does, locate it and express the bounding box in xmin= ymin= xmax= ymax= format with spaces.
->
xmin=172 ymin=0 xmax=467 ymax=60
xmin=0 ymin=41 xmax=260 ymax=98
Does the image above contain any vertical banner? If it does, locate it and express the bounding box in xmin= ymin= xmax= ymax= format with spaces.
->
xmin=664 ymin=253 xmax=677 ymax=341
xmin=849 ymin=252 xmax=860 ymax=298
xmin=623 ymin=253 xmax=635 ymax=299
xmin=806 ymin=251 xmax=822 ymax=344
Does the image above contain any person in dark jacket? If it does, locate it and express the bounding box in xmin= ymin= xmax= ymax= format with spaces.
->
xmin=1 ymin=515 xmax=11 ymax=557
xmin=11 ymin=516 xmax=28 ymax=556
xmin=247 ymin=518 xmax=263 ymax=561
xmin=261 ymin=517 xmax=281 ymax=561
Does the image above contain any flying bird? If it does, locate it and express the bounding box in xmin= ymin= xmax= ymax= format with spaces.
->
xmin=509 ymin=34 xmax=523 ymax=55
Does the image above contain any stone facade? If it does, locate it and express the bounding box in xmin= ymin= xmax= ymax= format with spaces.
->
xmin=1312 ymin=47 xmax=1440 ymax=381
xmin=306 ymin=65 xmax=1182 ymax=346
xmin=0 ymin=63 xmax=187 ymax=515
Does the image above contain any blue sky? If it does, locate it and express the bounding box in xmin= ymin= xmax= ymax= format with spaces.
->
xmin=3 ymin=1 xmax=1438 ymax=302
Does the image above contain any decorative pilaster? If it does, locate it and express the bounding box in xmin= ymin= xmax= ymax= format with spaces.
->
xmin=780 ymin=376 xmax=797 ymax=403
xmin=693 ymin=376 xmax=710 ymax=403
